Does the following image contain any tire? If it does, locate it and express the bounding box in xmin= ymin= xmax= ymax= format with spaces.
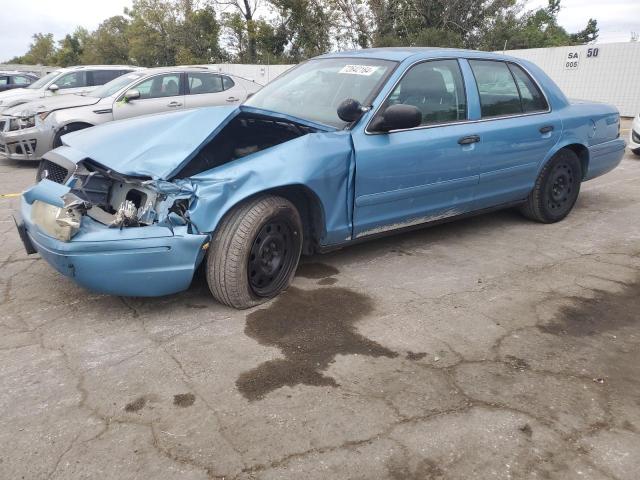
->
xmin=632 ymin=148 xmax=640 ymax=157
xmin=519 ymin=149 xmax=582 ymax=223
xmin=53 ymin=123 xmax=91 ymax=148
xmin=206 ymin=195 xmax=303 ymax=309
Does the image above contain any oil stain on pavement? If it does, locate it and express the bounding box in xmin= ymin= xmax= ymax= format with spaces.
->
xmin=539 ymin=276 xmax=640 ymax=336
xmin=236 ymin=286 xmax=398 ymax=401
xmin=295 ymin=262 xmax=339 ymax=279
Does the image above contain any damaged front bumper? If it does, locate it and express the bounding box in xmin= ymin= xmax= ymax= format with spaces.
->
xmin=19 ymin=179 xmax=210 ymax=297
xmin=0 ymin=116 xmax=52 ymax=161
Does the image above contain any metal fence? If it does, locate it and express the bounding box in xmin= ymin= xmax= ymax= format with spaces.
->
xmin=503 ymin=42 xmax=640 ymax=117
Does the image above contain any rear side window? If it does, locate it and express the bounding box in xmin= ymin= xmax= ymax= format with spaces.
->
xmin=469 ymin=60 xmax=521 ymax=117
xmin=222 ymin=76 xmax=235 ymax=90
xmin=385 ymin=59 xmax=467 ymax=126
xmin=55 ymin=71 xmax=88 ymax=89
xmin=187 ymin=73 xmax=223 ymax=94
xmin=13 ymin=75 xmax=32 ymax=85
xmin=90 ymin=70 xmax=129 ymax=86
xmin=0 ymin=77 xmax=7 ymax=85
xmin=507 ymin=64 xmax=548 ymax=113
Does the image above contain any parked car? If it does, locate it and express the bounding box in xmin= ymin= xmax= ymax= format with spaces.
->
xmin=0 ymin=65 xmax=140 ymax=113
xmin=0 ymin=71 xmax=39 ymax=92
xmin=17 ymin=48 xmax=626 ymax=308
xmin=629 ymin=114 xmax=640 ymax=156
xmin=0 ymin=67 xmax=261 ymax=161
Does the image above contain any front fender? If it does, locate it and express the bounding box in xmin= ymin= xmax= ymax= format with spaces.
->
xmin=183 ymin=131 xmax=354 ymax=246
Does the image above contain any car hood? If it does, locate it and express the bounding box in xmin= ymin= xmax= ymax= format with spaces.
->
xmin=3 ymin=94 xmax=100 ymax=117
xmin=0 ymin=88 xmax=40 ymax=108
xmin=58 ymin=105 xmax=334 ymax=180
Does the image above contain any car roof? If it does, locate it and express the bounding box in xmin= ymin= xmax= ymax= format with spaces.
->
xmin=0 ymin=70 xmax=38 ymax=76
xmin=317 ymin=47 xmax=517 ymax=63
xmin=56 ymin=65 xmax=144 ymax=72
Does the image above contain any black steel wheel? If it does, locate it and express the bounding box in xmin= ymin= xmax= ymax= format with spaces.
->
xmin=520 ymin=149 xmax=582 ymax=223
xmin=206 ymin=195 xmax=303 ymax=309
xmin=248 ymin=218 xmax=297 ymax=297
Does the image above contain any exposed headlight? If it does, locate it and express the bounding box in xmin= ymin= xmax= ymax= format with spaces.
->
xmin=9 ymin=115 xmax=36 ymax=131
xmin=32 ymin=200 xmax=81 ymax=242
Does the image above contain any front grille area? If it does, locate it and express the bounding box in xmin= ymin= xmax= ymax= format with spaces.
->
xmin=37 ymin=159 xmax=69 ymax=184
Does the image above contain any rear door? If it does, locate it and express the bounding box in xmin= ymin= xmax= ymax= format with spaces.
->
xmin=112 ymin=72 xmax=185 ymax=121
xmin=183 ymin=72 xmax=245 ymax=109
xmin=466 ymin=59 xmax=562 ymax=208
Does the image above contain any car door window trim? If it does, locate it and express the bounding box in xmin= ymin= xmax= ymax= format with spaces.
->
xmin=365 ymin=58 xmax=551 ymax=135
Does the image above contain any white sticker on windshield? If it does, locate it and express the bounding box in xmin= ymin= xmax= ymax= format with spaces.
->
xmin=339 ymin=65 xmax=379 ymax=76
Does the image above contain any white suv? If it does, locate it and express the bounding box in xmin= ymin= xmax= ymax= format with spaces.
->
xmin=0 ymin=65 xmax=141 ymax=113
xmin=0 ymin=66 xmax=261 ymax=161
xmin=630 ymin=114 xmax=640 ymax=156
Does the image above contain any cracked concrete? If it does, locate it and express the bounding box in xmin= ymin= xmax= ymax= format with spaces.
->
xmin=1 ymin=132 xmax=639 ymax=479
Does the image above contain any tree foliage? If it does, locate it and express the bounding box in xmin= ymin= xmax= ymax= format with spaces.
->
xmin=4 ymin=0 xmax=600 ymax=66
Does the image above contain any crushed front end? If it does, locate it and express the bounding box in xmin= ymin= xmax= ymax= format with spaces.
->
xmin=18 ymin=151 xmax=210 ymax=296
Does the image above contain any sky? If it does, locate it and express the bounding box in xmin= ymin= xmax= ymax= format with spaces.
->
xmin=0 ymin=0 xmax=639 ymax=62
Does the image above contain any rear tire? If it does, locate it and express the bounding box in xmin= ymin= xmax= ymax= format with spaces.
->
xmin=206 ymin=195 xmax=303 ymax=309
xmin=520 ymin=149 xmax=582 ymax=223
xmin=632 ymin=148 xmax=640 ymax=157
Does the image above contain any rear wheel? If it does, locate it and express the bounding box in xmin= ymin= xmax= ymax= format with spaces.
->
xmin=632 ymin=148 xmax=640 ymax=157
xmin=519 ymin=149 xmax=582 ymax=223
xmin=206 ymin=195 xmax=303 ymax=309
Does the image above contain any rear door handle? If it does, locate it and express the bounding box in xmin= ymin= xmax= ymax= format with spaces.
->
xmin=458 ymin=135 xmax=480 ymax=145
xmin=226 ymin=97 xmax=240 ymax=102
xmin=167 ymin=101 xmax=182 ymax=107
xmin=539 ymin=125 xmax=554 ymax=134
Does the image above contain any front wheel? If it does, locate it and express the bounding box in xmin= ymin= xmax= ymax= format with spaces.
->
xmin=206 ymin=195 xmax=303 ymax=309
xmin=632 ymin=148 xmax=640 ymax=157
xmin=519 ymin=149 xmax=582 ymax=223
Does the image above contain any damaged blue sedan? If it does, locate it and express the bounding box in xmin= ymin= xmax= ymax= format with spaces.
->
xmin=18 ymin=48 xmax=626 ymax=308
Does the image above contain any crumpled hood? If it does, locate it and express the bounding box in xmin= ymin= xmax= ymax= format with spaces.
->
xmin=58 ymin=105 xmax=334 ymax=180
xmin=0 ymin=88 xmax=40 ymax=109
xmin=3 ymin=94 xmax=100 ymax=117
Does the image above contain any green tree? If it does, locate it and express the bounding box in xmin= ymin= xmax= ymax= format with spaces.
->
xmin=54 ymin=27 xmax=89 ymax=66
xmin=13 ymin=33 xmax=57 ymax=65
xmin=81 ymin=16 xmax=131 ymax=64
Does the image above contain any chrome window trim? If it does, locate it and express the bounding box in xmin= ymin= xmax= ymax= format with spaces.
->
xmin=365 ymin=57 xmax=552 ymax=136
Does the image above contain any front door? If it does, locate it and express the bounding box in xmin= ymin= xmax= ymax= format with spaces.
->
xmin=113 ymin=72 xmax=185 ymax=121
xmin=352 ymin=59 xmax=480 ymax=239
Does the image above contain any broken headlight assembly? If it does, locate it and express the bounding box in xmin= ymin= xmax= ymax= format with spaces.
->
xmin=31 ymin=193 xmax=86 ymax=242
xmin=9 ymin=115 xmax=36 ymax=131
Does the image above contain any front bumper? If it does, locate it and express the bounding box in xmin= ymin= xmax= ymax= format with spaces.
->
xmin=20 ymin=196 xmax=209 ymax=297
xmin=0 ymin=122 xmax=53 ymax=161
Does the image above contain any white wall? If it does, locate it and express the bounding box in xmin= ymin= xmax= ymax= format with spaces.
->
xmin=503 ymin=42 xmax=640 ymax=117
xmin=204 ymin=63 xmax=295 ymax=85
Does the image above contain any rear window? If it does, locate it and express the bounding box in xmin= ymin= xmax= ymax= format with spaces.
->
xmin=508 ymin=64 xmax=548 ymax=113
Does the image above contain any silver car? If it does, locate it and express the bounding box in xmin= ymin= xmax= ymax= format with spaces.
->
xmin=0 ymin=65 xmax=140 ymax=113
xmin=0 ymin=67 xmax=262 ymax=161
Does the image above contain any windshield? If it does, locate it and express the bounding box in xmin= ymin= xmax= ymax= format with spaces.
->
xmin=87 ymin=72 xmax=146 ymax=98
xmin=244 ymin=58 xmax=397 ymax=128
xmin=26 ymin=70 xmax=61 ymax=89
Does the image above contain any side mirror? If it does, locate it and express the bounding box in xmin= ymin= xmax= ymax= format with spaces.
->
xmin=123 ymin=89 xmax=141 ymax=102
xmin=337 ymin=98 xmax=365 ymax=123
xmin=369 ymin=104 xmax=422 ymax=132
xmin=48 ymin=84 xmax=59 ymax=92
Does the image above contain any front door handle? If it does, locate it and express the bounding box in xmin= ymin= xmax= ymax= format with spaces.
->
xmin=226 ymin=97 xmax=239 ymax=103
xmin=167 ymin=101 xmax=182 ymax=107
xmin=539 ymin=125 xmax=554 ymax=134
xmin=458 ymin=135 xmax=480 ymax=145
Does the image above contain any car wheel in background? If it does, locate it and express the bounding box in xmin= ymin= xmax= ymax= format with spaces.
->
xmin=632 ymin=148 xmax=640 ymax=157
xmin=206 ymin=195 xmax=303 ymax=309
xmin=53 ymin=123 xmax=92 ymax=148
xmin=520 ymin=149 xmax=582 ymax=223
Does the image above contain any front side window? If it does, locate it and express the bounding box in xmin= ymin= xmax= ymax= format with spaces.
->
xmin=134 ymin=73 xmax=181 ymax=99
xmin=87 ymin=72 xmax=146 ymax=98
xmin=469 ymin=60 xmax=522 ymax=117
xmin=384 ymin=59 xmax=467 ymax=126
xmin=56 ymin=71 xmax=88 ymax=89
xmin=187 ymin=73 xmax=224 ymax=94
xmin=508 ymin=64 xmax=548 ymax=113
xmin=0 ymin=77 xmax=7 ymax=85
xmin=245 ymin=58 xmax=397 ymax=128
